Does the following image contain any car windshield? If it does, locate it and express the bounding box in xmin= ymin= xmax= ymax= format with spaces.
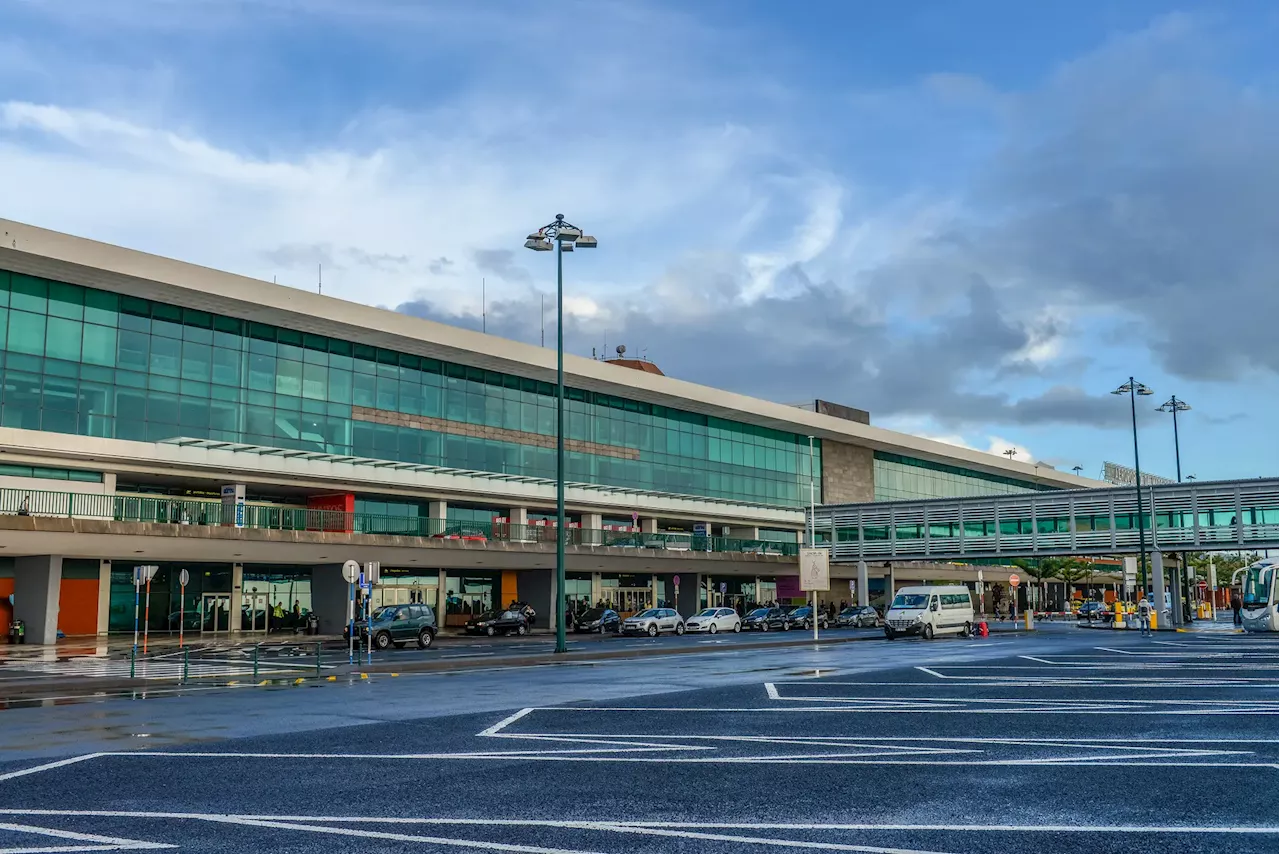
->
xmin=581 ymin=608 xmax=606 ymax=619
xmin=839 ymin=608 xmax=857 ymax=616
xmin=473 ymin=611 xmax=497 ymax=621
xmin=747 ymin=608 xmax=769 ymax=618
xmin=634 ymin=609 xmax=660 ymax=618
xmin=892 ymin=594 xmax=929 ymax=609
xmin=792 ymin=607 xmax=811 ymax=617
xmin=371 ymin=606 xmax=400 ymax=621
xmin=695 ymin=609 xmax=718 ymax=617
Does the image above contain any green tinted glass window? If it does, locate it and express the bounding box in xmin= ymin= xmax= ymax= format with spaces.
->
xmin=8 ymin=310 xmax=46 ymax=355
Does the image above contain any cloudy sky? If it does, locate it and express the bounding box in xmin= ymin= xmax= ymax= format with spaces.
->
xmin=2 ymin=0 xmax=1276 ymax=480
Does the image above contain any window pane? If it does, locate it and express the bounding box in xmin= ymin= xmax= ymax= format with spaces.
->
xmin=45 ymin=317 xmax=83 ymax=361
xmin=8 ymin=310 xmax=46 ymax=355
xmin=275 ymin=359 xmax=302 ymax=396
xmin=302 ymin=363 xmax=327 ymax=400
xmin=83 ymin=289 xmax=119 ymax=326
xmin=327 ymin=368 xmax=352 ymax=404
xmin=9 ymin=274 xmax=48 ymax=313
xmin=81 ymin=323 xmax=117 ymax=366
xmin=212 ymin=348 xmax=241 ymax=386
xmin=47 ymin=281 xmax=84 ymax=320
xmin=150 ymin=335 xmax=181 ymax=376
xmin=181 ymin=342 xmax=212 ymax=381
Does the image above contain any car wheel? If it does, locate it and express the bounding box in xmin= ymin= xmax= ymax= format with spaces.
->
xmin=517 ymin=625 xmax=527 ymax=636
xmin=374 ymin=631 xmax=392 ymax=650
xmin=801 ymin=620 xmax=810 ymax=631
xmin=647 ymin=624 xmax=658 ymax=637
xmin=821 ymin=620 xmax=829 ymax=630
xmin=675 ymin=623 xmax=685 ymax=636
xmin=884 ymin=627 xmax=896 ymax=640
xmin=485 ymin=626 xmax=495 ymax=637
xmin=962 ymin=622 xmax=972 ymax=638
xmin=761 ymin=622 xmax=770 ymax=632
xmin=923 ymin=624 xmax=935 ymax=640
xmin=417 ymin=629 xmax=434 ymax=649
xmin=598 ymin=624 xmax=605 ymax=634
xmin=783 ymin=621 xmax=791 ymax=631
xmin=734 ymin=622 xmax=741 ymax=633
xmin=709 ymin=623 xmax=718 ymax=634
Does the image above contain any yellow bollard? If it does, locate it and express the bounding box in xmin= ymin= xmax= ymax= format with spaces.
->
xmin=1149 ymin=611 xmax=1158 ymax=631
xmin=1113 ymin=605 xmax=1125 ymax=629
xmin=1024 ymin=610 xmax=1033 ymax=630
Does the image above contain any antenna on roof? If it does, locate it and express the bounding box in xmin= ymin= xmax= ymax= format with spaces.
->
xmin=540 ymin=294 xmax=545 ymax=347
xmin=318 ymin=263 xmax=322 ymax=295
xmin=482 ymin=278 xmax=486 ymax=334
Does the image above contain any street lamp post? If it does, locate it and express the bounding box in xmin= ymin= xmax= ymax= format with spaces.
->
xmin=1156 ymin=395 xmax=1192 ymax=618
xmin=1112 ymin=378 xmax=1154 ymax=592
xmin=524 ymin=215 xmax=597 ymax=654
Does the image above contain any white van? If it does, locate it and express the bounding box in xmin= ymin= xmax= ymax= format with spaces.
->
xmin=884 ymin=585 xmax=975 ymax=640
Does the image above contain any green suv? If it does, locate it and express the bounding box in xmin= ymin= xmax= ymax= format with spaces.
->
xmin=345 ymin=604 xmax=437 ymax=650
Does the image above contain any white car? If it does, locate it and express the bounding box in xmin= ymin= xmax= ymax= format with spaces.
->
xmin=683 ymin=607 xmax=741 ymax=634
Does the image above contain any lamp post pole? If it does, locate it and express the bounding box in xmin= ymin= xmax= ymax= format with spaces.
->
xmin=1157 ymin=395 xmax=1192 ymax=618
xmin=525 ymin=215 xmax=597 ymax=655
xmin=1113 ymin=378 xmax=1154 ymax=593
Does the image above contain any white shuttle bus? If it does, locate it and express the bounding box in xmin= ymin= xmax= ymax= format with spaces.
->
xmin=1240 ymin=558 xmax=1279 ymax=633
xmin=884 ymin=585 xmax=975 ymax=640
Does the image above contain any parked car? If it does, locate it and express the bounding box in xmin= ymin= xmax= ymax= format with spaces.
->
xmin=684 ymin=608 xmax=741 ymax=634
xmin=1076 ymin=601 xmax=1108 ymax=621
xmin=431 ymin=524 xmax=488 ymax=543
xmin=787 ymin=606 xmax=829 ymax=631
xmin=742 ymin=607 xmax=775 ymax=631
xmin=574 ymin=607 xmax=621 ymax=634
xmin=344 ymin=603 xmax=437 ymax=650
xmin=884 ymin=586 xmax=974 ymax=640
xmin=837 ymin=605 xmax=880 ymax=628
xmin=621 ymin=608 xmax=685 ymax=637
xmin=464 ymin=609 xmax=529 ymax=636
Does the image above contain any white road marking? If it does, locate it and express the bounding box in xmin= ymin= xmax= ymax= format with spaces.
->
xmin=0 ymin=820 xmax=173 ymax=851
xmin=478 ymin=707 xmax=535 ymax=737
xmin=0 ymin=755 xmax=104 ymax=784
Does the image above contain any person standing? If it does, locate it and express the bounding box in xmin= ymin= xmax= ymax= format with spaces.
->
xmin=1230 ymin=591 xmax=1243 ymax=626
xmin=1137 ymin=595 xmax=1153 ymax=637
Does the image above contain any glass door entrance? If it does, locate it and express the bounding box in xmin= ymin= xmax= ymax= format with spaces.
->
xmin=241 ymin=592 xmax=269 ymax=633
xmin=201 ymin=594 xmax=231 ymax=634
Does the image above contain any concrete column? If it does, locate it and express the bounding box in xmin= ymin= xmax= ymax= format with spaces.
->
xmin=102 ymin=473 xmax=117 ymax=493
xmin=581 ymin=512 xmax=602 ymax=546
xmin=887 ymin=564 xmax=896 ymax=604
xmin=96 ymin=560 xmax=112 ymax=635
xmin=641 ymin=518 xmax=658 ymax=534
xmin=311 ymin=564 xmax=351 ymax=636
xmin=517 ymin=569 xmax=554 ymax=631
xmin=230 ymin=563 xmax=244 ymax=632
xmin=857 ymin=560 xmax=869 ymax=608
xmin=676 ymin=573 xmax=701 ymax=616
xmin=428 ymin=500 xmax=447 ymax=536
xmin=1152 ymin=551 xmax=1168 ymax=629
xmin=436 ymin=569 xmax=448 ymax=625
xmin=14 ymin=555 xmax=63 ymax=645
xmin=507 ymin=507 xmax=529 ymax=542
xmin=590 ymin=572 xmax=602 ymax=608
xmin=729 ymin=526 xmax=759 ymax=541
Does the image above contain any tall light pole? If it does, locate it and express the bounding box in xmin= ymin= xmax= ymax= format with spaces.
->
xmin=1003 ymin=449 xmax=1017 ymax=461
xmin=807 ymin=435 xmax=818 ymax=642
xmin=1155 ymin=396 xmax=1190 ymax=483
xmin=524 ymin=215 xmax=597 ymax=654
xmin=1112 ymin=378 xmax=1154 ymax=592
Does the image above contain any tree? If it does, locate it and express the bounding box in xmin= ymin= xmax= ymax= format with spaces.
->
xmin=1055 ymin=558 xmax=1093 ymax=601
xmin=1186 ymin=552 xmax=1259 ymax=588
xmin=1013 ymin=558 xmax=1061 ymax=610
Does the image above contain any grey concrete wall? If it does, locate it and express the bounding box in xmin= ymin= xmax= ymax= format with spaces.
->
xmin=14 ymin=554 xmax=63 ymax=644
xmin=675 ymin=573 xmax=702 ymax=617
xmin=517 ymin=569 xmax=553 ymax=630
xmin=822 ymin=441 xmax=875 ymax=504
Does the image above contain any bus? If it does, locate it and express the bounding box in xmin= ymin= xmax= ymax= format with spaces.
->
xmin=1239 ymin=558 xmax=1279 ymax=633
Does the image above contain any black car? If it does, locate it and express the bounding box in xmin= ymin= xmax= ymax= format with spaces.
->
xmin=742 ymin=607 xmax=780 ymax=631
xmin=464 ymin=609 xmax=529 ymax=636
xmin=574 ymin=607 xmax=621 ymax=634
xmin=787 ymin=606 xmax=828 ymax=630
xmin=1076 ymin=601 xmax=1108 ymax=621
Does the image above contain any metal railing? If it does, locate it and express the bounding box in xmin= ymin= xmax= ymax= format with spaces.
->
xmin=1 ymin=487 xmax=799 ymax=557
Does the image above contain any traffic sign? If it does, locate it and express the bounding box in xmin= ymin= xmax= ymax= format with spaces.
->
xmin=719 ymin=582 xmax=727 ymax=593
xmin=365 ymin=561 xmax=381 ymax=584
xmin=1009 ymin=573 xmax=1021 ymax=588
xmin=178 ymin=569 xmax=190 ymax=587
xmin=673 ymin=575 xmax=680 ymax=586
xmin=341 ymin=560 xmax=360 ymax=583
xmin=1197 ymin=580 xmax=1208 ymax=590
xmin=799 ymin=548 xmax=830 ymax=591
xmin=849 ymin=579 xmax=857 ymax=595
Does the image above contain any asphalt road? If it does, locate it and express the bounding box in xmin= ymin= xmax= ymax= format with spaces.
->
xmin=0 ymin=624 xmax=1275 ymax=853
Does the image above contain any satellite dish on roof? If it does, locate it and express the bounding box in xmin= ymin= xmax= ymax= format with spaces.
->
xmin=616 ymin=344 xmax=626 ymax=356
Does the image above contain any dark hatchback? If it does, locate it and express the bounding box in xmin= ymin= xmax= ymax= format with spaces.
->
xmin=464 ymin=609 xmax=530 ymax=636
xmin=574 ymin=608 xmax=621 ymax=634
xmin=1076 ymin=601 xmax=1109 ymax=621
xmin=344 ymin=603 xmax=437 ymax=650
xmin=743 ymin=607 xmax=791 ymax=631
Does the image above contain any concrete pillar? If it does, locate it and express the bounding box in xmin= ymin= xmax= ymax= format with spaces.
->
xmin=857 ymin=560 xmax=869 ymax=608
xmin=582 ymin=512 xmax=603 ymax=546
xmin=96 ymin=560 xmax=112 ymax=635
xmin=428 ymin=500 xmax=447 ymax=536
xmin=729 ymin=526 xmax=759 ymax=541
xmin=651 ymin=576 xmax=662 ymax=609
xmin=676 ymin=573 xmax=701 ymax=616
xmin=641 ymin=517 xmax=658 ymax=534
xmin=1152 ymin=551 xmax=1168 ymax=629
xmin=436 ymin=569 xmax=447 ymax=625
xmin=887 ymin=564 xmax=896 ymax=604
xmin=230 ymin=563 xmax=244 ymax=631
xmin=311 ymin=564 xmax=352 ymax=636
xmin=517 ymin=569 xmax=553 ymax=632
xmin=14 ymin=555 xmax=62 ymax=645
xmin=590 ymin=572 xmax=602 ymax=608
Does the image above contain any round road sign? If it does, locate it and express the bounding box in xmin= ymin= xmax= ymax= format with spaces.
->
xmin=178 ymin=569 xmax=190 ymax=587
xmin=1009 ymin=573 xmax=1021 ymax=588
xmin=1197 ymin=580 xmax=1208 ymax=590
xmin=341 ymin=560 xmax=361 ymax=583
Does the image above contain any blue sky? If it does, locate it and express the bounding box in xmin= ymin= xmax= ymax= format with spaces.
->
xmin=1 ymin=0 xmax=1276 ymax=481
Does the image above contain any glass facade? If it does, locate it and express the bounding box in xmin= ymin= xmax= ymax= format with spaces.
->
xmin=0 ymin=270 xmax=819 ymax=507
xmin=873 ymin=451 xmax=1058 ymax=501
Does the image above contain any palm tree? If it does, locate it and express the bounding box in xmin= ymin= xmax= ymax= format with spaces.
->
xmin=1012 ymin=558 xmax=1060 ymax=611
xmin=1056 ymin=558 xmax=1092 ymax=605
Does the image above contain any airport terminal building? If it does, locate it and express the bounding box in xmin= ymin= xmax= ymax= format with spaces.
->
xmin=0 ymin=219 xmax=1097 ymax=642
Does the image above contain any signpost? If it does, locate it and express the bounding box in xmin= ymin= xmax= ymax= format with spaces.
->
xmin=1009 ymin=573 xmax=1021 ymax=623
xmin=673 ymin=574 xmax=680 ymax=608
xmin=178 ymin=569 xmax=190 ymax=648
xmin=799 ymin=548 xmax=830 ymax=642
xmin=342 ymin=560 xmax=360 ymax=664
xmin=133 ymin=566 xmax=158 ymax=656
xmin=364 ymin=561 xmax=380 ymax=663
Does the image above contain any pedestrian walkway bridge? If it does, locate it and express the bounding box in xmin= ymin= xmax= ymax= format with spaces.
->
xmin=812 ymin=477 xmax=1278 ymax=562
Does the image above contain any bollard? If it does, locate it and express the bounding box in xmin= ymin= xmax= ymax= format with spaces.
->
xmin=183 ymin=647 xmax=189 ymax=683
xmin=1113 ymin=605 xmax=1125 ymax=629
xmin=130 ymin=645 xmax=136 ymax=679
xmin=252 ymin=644 xmax=259 ymax=680
xmin=315 ymin=642 xmax=322 ymax=678
xmin=1024 ymin=610 xmax=1034 ymax=631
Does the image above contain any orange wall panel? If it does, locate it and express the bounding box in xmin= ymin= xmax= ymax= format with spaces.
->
xmin=0 ymin=579 xmax=12 ymax=631
xmin=501 ymin=571 xmax=519 ymax=609
xmin=58 ymin=578 xmax=99 ymax=637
